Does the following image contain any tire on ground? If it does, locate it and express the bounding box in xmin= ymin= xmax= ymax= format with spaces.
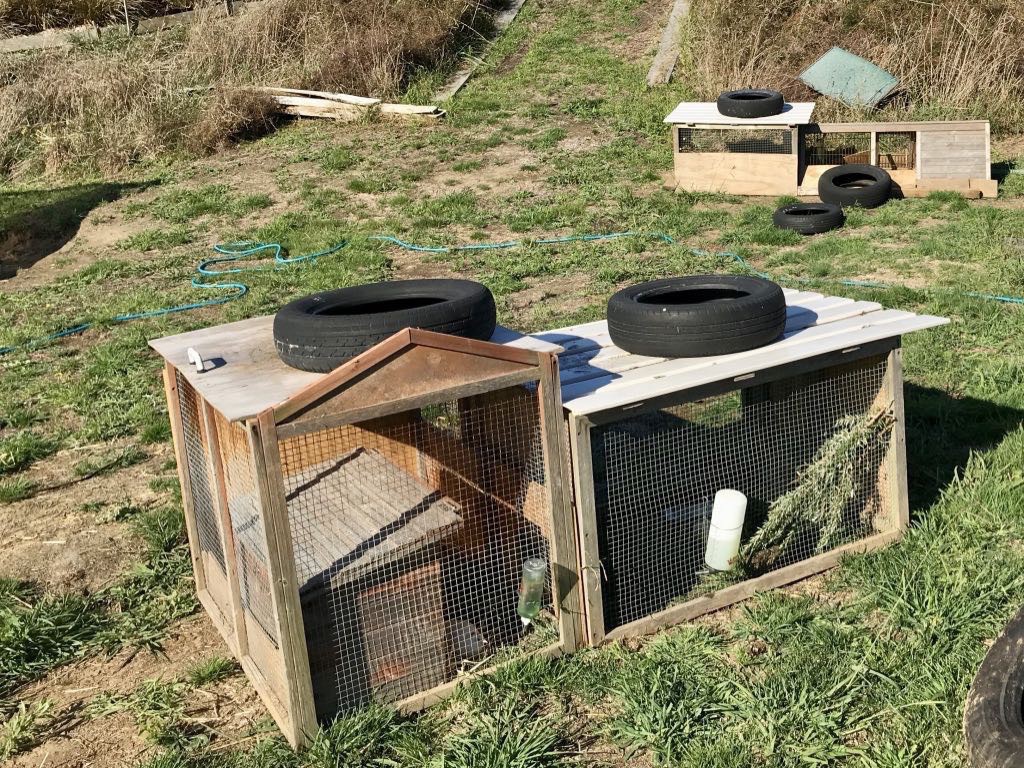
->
xmin=273 ymin=279 xmax=497 ymax=372
xmin=964 ymin=605 xmax=1024 ymax=768
xmin=607 ymin=275 xmax=787 ymax=358
xmin=818 ymin=164 xmax=892 ymax=208
xmin=716 ymin=89 xmax=785 ymax=119
xmin=772 ymin=202 xmax=845 ymax=235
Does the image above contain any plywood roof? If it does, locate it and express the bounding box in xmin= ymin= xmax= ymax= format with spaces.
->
xmin=664 ymin=101 xmax=816 ymax=126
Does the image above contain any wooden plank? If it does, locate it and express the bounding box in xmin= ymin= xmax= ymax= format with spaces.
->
xmin=286 ymin=448 xmax=463 ymax=585
xmin=395 ymin=641 xmax=564 ymax=712
xmin=275 ymin=367 xmax=540 ymax=439
xmin=163 ymin=364 xmax=208 ymax=595
xmin=201 ymin=402 xmax=249 ymax=657
xmin=538 ymin=352 xmax=583 ymax=652
xmin=259 ymin=86 xmax=379 ymax=107
xmin=150 ymin=319 xmax=537 ymax=424
xmin=0 ymin=24 xmax=97 ymax=54
xmin=816 ymin=121 xmax=988 ymax=133
xmin=568 ymin=415 xmax=605 ymax=646
xmin=252 ymin=413 xmax=319 ymax=748
xmin=559 ymin=310 xmax=917 ymax=399
xmin=985 ymin=122 xmax=992 ymax=180
xmin=674 ymin=151 xmax=798 ymax=196
xmin=603 ymin=530 xmax=901 ymax=642
xmin=564 ymin=311 xmax=948 ymax=414
xmin=646 ymin=0 xmax=691 ymax=85
xmin=885 ymin=347 xmax=910 ymax=532
xmin=972 ymin=178 xmax=998 ymax=198
xmin=433 ymin=0 xmax=528 ymax=101
xmin=666 ymin=102 xmax=816 ymax=126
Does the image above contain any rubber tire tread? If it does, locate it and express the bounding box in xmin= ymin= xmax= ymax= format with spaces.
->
xmin=607 ymin=275 xmax=787 ymax=358
xmin=964 ymin=605 xmax=1024 ymax=768
xmin=716 ymin=89 xmax=785 ymax=119
xmin=818 ymin=164 xmax=892 ymax=208
xmin=772 ymin=203 xmax=845 ymax=235
xmin=273 ymin=279 xmax=496 ymax=372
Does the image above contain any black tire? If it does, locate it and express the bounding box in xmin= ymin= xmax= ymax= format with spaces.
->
xmin=772 ymin=203 xmax=845 ymax=235
xmin=818 ymin=164 xmax=892 ymax=208
xmin=607 ymin=275 xmax=787 ymax=358
xmin=716 ymin=89 xmax=785 ymax=119
xmin=273 ymin=279 xmax=497 ymax=372
xmin=964 ymin=606 xmax=1024 ymax=768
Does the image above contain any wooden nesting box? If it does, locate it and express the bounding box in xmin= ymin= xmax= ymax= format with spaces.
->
xmin=666 ymin=101 xmax=995 ymax=198
xmin=510 ymin=290 xmax=948 ymax=645
xmin=150 ymin=323 xmax=582 ymax=748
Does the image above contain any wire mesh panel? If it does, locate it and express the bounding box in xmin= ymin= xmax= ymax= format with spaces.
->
xmin=877 ymin=132 xmax=916 ymax=170
xmin=589 ymin=357 xmax=892 ymax=632
xmin=678 ymin=127 xmax=792 ymax=154
xmin=805 ymin=131 xmax=871 ymax=165
xmin=214 ymin=413 xmax=278 ymax=646
xmin=175 ymin=373 xmax=226 ymax=574
xmin=278 ymin=386 xmax=558 ymax=721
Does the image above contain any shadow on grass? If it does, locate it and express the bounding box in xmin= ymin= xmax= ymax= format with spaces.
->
xmin=0 ymin=181 xmax=150 ymax=280
xmin=905 ymin=383 xmax=1024 ymax=513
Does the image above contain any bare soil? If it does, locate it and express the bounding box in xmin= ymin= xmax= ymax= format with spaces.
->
xmin=0 ymin=445 xmax=174 ymax=594
xmin=12 ymin=615 xmax=266 ymax=768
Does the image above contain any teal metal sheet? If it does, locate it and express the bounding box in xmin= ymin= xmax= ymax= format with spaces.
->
xmin=800 ymin=47 xmax=899 ymax=107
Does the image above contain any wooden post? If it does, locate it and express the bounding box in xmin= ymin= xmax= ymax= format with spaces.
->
xmin=253 ymin=412 xmax=319 ymax=748
xmin=884 ymin=345 xmax=910 ymax=532
xmin=568 ymin=414 xmax=605 ymax=646
xmin=537 ymin=354 xmax=583 ymax=652
xmin=869 ymin=130 xmax=878 ymax=166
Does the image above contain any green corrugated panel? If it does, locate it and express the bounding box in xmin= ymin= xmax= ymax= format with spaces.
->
xmin=799 ymin=47 xmax=899 ymax=107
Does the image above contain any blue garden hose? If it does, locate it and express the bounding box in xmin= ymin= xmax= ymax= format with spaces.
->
xmin=1 ymin=230 xmax=1021 ymax=357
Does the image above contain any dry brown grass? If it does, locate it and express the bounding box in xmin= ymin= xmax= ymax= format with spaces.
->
xmin=0 ymin=0 xmax=484 ymax=178
xmin=684 ymin=0 xmax=1024 ymax=131
xmin=0 ymin=1 xmax=189 ymax=35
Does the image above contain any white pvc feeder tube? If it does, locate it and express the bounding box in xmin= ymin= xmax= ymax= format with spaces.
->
xmin=704 ymin=489 xmax=748 ymax=571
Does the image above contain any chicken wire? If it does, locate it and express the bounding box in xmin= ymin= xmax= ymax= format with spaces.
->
xmin=277 ymin=386 xmax=556 ymax=720
xmin=589 ymin=358 xmax=892 ymax=632
xmin=677 ymin=127 xmax=793 ymax=154
xmin=175 ymin=373 xmax=226 ymax=575
xmin=213 ymin=412 xmax=278 ymax=646
xmin=804 ymin=131 xmax=871 ymax=165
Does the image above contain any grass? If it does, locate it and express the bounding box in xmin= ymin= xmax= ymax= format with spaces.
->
xmin=0 ymin=0 xmax=1022 ymax=764
xmin=0 ymin=501 xmax=197 ymax=705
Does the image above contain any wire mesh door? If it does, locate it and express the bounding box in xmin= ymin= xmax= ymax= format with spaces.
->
xmin=574 ymin=352 xmax=902 ymax=642
xmin=277 ymin=385 xmax=567 ymax=721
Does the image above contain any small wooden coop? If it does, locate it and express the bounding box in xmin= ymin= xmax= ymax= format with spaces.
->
xmin=150 ymin=324 xmax=582 ymax=748
xmin=516 ymin=291 xmax=948 ymax=645
xmin=666 ymin=101 xmax=995 ymax=198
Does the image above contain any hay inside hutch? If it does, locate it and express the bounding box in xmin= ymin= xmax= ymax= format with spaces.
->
xmin=516 ymin=290 xmax=948 ymax=645
xmin=150 ymin=324 xmax=581 ymax=748
xmin=666 ymin=101 xmax=995 ymax=198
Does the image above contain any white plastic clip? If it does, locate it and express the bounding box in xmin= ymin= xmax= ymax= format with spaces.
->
xmin=187 ymin=347 xmax=206 ymax=373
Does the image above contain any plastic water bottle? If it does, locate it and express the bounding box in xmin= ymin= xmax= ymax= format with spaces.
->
xmin=517 ymin=557 xmax=547 ymax=625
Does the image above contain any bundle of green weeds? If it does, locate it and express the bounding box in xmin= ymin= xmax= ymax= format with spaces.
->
xmin=741 ymin=410 xmax=894 ymax=567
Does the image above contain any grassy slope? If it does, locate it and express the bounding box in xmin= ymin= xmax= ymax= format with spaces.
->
xmin=1 ymin=0 xmax=1023 ymax=764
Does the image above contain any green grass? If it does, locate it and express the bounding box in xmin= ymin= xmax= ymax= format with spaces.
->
xmin=0 ymin=0 xmax=1023 ymax=764
xmin=126 ymin=185 xmax=272 ymax=224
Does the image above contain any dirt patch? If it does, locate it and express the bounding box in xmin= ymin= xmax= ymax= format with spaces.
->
xmin=12 ymin=615 xmax=263 ymax=768
xmin=503 ymin=274 xmax=596 ymax=329
xmin=0 ymin=444 xmax=173 ymax=594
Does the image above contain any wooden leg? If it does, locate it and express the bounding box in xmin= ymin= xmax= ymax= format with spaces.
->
xmin=568 ymin=414 xmax=605 ymax=647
